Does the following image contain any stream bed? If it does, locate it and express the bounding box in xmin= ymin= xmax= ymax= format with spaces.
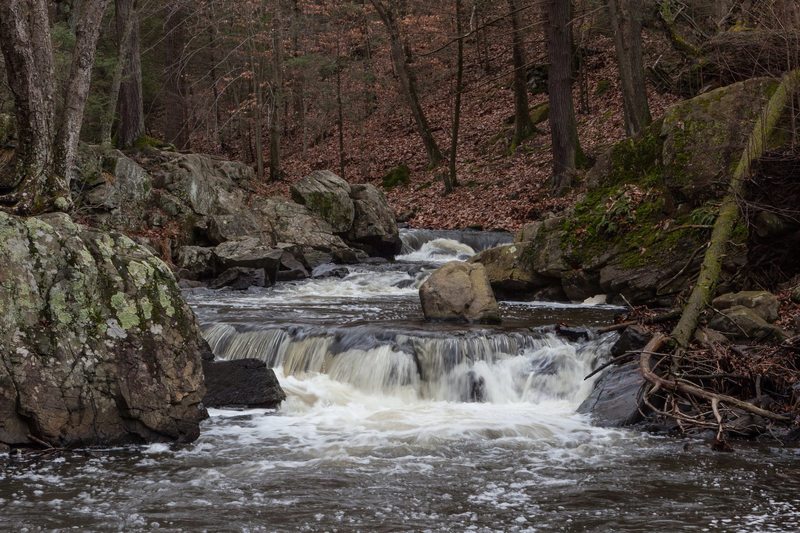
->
xmin=2 ymin=230 xmax=800 ymax=532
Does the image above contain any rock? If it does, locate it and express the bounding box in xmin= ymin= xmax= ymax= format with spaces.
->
xmin=290 ymin=170 xmax=355 ymax=233
xmin=312 ymin=264 xmax=350 ymax=279
xmin=0 ymin=212 xmax=206 ymax=447
xmin=662 ymin=77 xmax=779 ymax=204
xmin=514 ymin=221 xmax=542 ymax=242
xmin=213 ymin=237 xmax=284 ymax=282
xmin=210 ymin=267 xmax=267 ymax=290
xmin=419 ymin=262 xmax=500 ymax=323
xmin=382 ymin=164 xmax=411 ymax=189
xmin=577 ymin=360 xmax=646 ymax=427
xmin=79 ymin=149 xmax=152 ymax=212
xmin=561 ymin=269 xmax=602 ymax=302
xmin=155 ymin=152 xmax=252 ymax=216
xmin=207 ymin=214 xmax=272 ymax=246
xmin=610 ymin=326 xmax=650 ymax=357
xmin=531 ymin=227 xmax=570 ymax=278
xmin=254 ymin=198 xmax=356 ymax=267
xmin=708 ymin=305 xmax=787 ymax=341
xmin=275 ymin=251 xmax=309 ymax=281
xmin=0 ymin=113 xmax=14 ymax=146
xmin=202 ymin=359 xmax=286 ymax=408
xmin=793 ymin=284 xmax=800 ymax=304
xmin=470 ymin=243 xmax=550 ymax=295
xmin=176 ymin=246 xmax=216 ymax=280
xmin=753 ymin=211 xmax=790 ymax=238
xmin=347 ymin=184 xmax=401 ymax=259
xmin=694 ymin=327 xmax=730 ymax=346
xmin=713 ymin=291 xmax=780 ymax=323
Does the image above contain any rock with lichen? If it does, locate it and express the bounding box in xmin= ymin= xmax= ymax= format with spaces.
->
xmin=0 ymin=212 xmax=207 ymax=448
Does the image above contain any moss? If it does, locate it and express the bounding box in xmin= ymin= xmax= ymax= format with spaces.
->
xmin=133 ymin=135 xmax=170 ymax=150
xmin=604 ymin=119 xmax=665 ymax=188
xmin=594 ymin=80 xmax=611 ymax=97
xmin=530 ymin=103 xmax=550 ymax=125
xmin=383 ymin=164 xmax=411 ymax=189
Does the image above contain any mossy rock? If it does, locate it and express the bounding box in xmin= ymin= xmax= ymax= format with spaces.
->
xmin=661 ymin=77 xmax=779 ymax=205
xmin=383 ymin=164 xmax=411 ymax=189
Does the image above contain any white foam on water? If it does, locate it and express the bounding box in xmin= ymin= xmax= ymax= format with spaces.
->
xmin=396 ymin=238 xmax=476 ymax=263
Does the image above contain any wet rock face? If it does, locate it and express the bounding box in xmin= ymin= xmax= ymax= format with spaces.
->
xmin=0 ymin=212 xmax=207 ymax=447
xmin=203 ymin=359 xmax=286 ymax=408
xmin=419 ymin=262 xmax=500 ymax=324
xmin=347 ymin=184 xmax=401 ymax=259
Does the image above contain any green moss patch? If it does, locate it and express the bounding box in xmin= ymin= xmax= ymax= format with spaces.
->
xmin=382 ymin=164 xmax=411 ymax=189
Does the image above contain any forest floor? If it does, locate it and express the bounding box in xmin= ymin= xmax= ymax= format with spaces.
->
xmin=258 ymin=34 xmax=679 ymax=232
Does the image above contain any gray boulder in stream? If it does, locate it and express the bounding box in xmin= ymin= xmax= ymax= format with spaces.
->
xmin=290 ymin=170 xmax=355 ymax=233
xmin=0 ymin=212 xmax=207 ymax=447
xmin=419 ymin=262 xmax=500 ymax=323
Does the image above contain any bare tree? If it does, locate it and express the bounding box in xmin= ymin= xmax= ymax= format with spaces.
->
xmin=116 ymin=0 xmax=145 ymax=148
xmin=445 ymin=0 xmax=465 ymax=194
xmin=370 ymin=0 xmax=444 ymax=167
xmin=0 ymin=0 xmax=109 ymax=214
xmin=544 ymin=0 xmax=581 ymax=194
xmin=508 ymin=0 xmax=536 ymax=149
xmin=164 ymin=2 xmax=190 ymax=149
xmin=608 ymin=0 xmax=651 ymax=136
xmin=269 ymin=3 xmax=285 ymax=182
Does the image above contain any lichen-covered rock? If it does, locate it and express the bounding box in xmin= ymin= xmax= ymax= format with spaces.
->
xmin=0 ymin=212 xmax=206 ymax=447
xmin=712 ymin=291 xmax=780 ymax=323
xmin=419 ymin=262 xmax=500 ymax=323
xmin=470 ymin=243 xmax=549 ymax=295
xmin=290 ymin=170 xmax=354 ymax=233
xmin=207 ymin=213 xmax=273 ymax=245
xmin=347 ymin=184 xmax=401 ymax=259
xmin=79 ymin=147 xmax=152 ymax=211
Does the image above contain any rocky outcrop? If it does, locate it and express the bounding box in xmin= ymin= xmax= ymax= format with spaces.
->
xmin=347 ymin=184 xmax=401 ymax=259
xmin=708 ymin=306 xmax=786 ymax=341
xmin=202 ymin=359 xmax=286 ymax=408
xmin=290 ymin=170 xmax=355 ymax=233
xmin=479 ymin=78 xmax=784 ymax=306
xmin=419 ymin=262 xmax=500 ymax=323
xmin=0 ymin=213 xmax=206 ymax=447
xmin=712 ymin=291 xmax=780 ymax=323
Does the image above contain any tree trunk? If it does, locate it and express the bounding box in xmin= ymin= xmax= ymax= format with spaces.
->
xmin=336 ymin=46 xmax=346 ymax=180
xmin=370 ymin=0 xmax=444 ymax=167
xmin=508 ymin=0 xmax=535 ymax=149
xmin=446 ymin=0 xmax=465 ymax=194
xmin=116 ymin=0 xmax=144 ymax=148
xmin=671 ymin=69 xmax=800 ymax=347
xmin=269 ymin=5 xmax=284 ymax=182
xmin=544 ymin=0 xmax=580 ymax=194
xmin=101 ymin=0 xmax=135 ymax=147
xmin=164 ymin=4 xmax=190 ymax=149
xmin=0 ymin=0 xmax=108 ymax=214
xmin=607 ymin=0 xmax=651 ymax=137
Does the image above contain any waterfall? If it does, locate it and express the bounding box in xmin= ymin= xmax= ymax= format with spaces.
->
xmin=203 ymin=324 xmax=616 ymax=407
xmin=399 ymin=228 xmax=513 ymax=255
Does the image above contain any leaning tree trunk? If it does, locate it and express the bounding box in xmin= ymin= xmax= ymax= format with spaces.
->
xmin=445 ymin=0 xmax=464 ymax=194
xmin=671 ymin=69 xmax=800 ymax=347
xmin=607 ymin=0 xmax=651 ymax=137
xmin=115 ymin=0 xmax=145 ymax=148
xmin=370 ymin=0 xmax=444 ymax=168
xmin=0 ymin=0 xmax=108 ymax=214
xmin=544 ymin=0 xmax=581 ymax=194
xmin=508 ymin=0 xmax=536 ymax=149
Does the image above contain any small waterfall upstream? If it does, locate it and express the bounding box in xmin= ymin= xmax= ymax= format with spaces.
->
xmin=204 ymin=323 xmax=615 ymax=406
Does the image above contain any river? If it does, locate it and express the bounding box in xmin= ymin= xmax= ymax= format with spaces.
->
xmin=2 ymin=229 xmax=800 ymax=532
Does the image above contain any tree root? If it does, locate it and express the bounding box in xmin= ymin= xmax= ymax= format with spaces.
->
xmin=640 ymin=334 xmax=790 ymax=422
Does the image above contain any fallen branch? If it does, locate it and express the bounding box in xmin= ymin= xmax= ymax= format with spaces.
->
xmin=640 ymin=334 xmax=790 ymax=422
xmin=596 ymin=309 xmax=681 ymax=334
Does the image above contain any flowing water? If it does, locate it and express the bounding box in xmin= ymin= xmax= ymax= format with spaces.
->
xmin=3 ymin=228 xmax=800 ymax=532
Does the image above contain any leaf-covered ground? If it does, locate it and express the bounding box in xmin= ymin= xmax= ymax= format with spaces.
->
xmin=259 ymin=33 xmax=679 ymax=232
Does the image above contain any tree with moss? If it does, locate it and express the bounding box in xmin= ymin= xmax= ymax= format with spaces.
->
xmin=0 ymin=0 xmax=109 ymax=215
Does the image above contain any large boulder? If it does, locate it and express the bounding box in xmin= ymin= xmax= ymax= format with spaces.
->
xmin=213 ymin=237 xmax=284 ymax=282
xmin=470 ymin=243 xmax=550 ymax=295
xmin=0 ymin=212 xmax=206 ymax=447
xmin=347 ymin=184 xmax=401 ymax=259
xmin=176 ymin=246 xmax=217 ymax=280
xmin=203 ymin=359 xmax=286 ymax=408
xmin=661 ymin=77 xmax=779 ymax=204
xmin=254 ymin=198 xmax=357 ymax=267
xmin=419 ymin=262 xmax=500 ymax=323
xmin=290 ymin=170 xmax=355 ymax=233
xmin=78 ymin=147 xmax=152 ymax=211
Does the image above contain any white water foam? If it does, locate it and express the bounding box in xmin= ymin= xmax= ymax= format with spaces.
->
xmin=396 ymin=238 xmax=476 ymax=263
